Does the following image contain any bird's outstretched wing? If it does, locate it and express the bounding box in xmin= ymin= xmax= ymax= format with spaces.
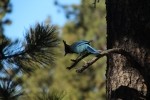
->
xmin=86 ymin=45 xmax=100 ymax=55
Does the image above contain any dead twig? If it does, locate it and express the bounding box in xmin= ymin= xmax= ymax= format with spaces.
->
xmin=76 ymin=48 xmax=125 ymax=73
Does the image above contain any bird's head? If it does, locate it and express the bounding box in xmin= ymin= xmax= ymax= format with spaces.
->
xmin=63 ymin=40 xmax=73 ymax=56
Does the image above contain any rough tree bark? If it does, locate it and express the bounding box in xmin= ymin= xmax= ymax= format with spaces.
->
xmin=106 ymin=0 xmax=150 ymax=100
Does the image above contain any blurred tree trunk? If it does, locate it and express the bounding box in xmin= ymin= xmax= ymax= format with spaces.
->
xmin=106 ymin=0 xmax=150 ymax=100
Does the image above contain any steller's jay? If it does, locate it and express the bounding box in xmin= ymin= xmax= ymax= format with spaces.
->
xmin=63 ymin=40 xmax=100 ymax=56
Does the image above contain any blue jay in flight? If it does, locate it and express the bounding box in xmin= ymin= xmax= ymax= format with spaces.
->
xmin=63 ymin=40 xmax=100 ymax=56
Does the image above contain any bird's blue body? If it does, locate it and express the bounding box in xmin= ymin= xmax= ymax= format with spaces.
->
xmin=63 ymin=40 xmax=100 ymax=56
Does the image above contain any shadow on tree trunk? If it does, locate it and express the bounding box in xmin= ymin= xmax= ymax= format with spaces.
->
xmin=111 ymin=50 xmax=149 ymax=100
xmin=111 ymin=86 xmax=146 ymax=100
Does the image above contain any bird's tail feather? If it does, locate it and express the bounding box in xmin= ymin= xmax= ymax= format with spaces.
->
xmin=86 ymin=45 xmax=100 ymax=55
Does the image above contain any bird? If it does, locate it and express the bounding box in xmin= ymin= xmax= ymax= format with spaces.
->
xmin=63 ymin=40 xmax=100 ymax=57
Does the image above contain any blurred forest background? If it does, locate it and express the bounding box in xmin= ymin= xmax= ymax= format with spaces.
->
xmin=0 ymin=0 xmax=106 ymax=100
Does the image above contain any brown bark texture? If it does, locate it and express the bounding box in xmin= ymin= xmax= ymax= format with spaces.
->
xmin=106 ymin=0 xmax=150 ymax=100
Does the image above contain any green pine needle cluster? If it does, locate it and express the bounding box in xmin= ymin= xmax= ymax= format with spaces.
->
xmin=1 ymin=24 xmax=60 ymax=73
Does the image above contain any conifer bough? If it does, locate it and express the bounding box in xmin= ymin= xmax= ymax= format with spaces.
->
xmin=0 ymin=24 xmax=60 ymax=72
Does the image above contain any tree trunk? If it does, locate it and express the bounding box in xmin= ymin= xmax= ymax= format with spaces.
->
xmin=106 ymin=0 xmax=150 ymax=100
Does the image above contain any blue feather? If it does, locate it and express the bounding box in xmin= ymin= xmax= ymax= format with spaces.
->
xmin=63 ymin=40 xmax=100 ymax=56
xmin=71 ymin=40 xmax=90 ymax=49
xmin=86 ymin=45 xmax=100 ymax=55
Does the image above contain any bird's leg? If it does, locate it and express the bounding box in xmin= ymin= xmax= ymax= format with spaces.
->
xmin=67 ymin=53 xmax=90 ymax=70
xmin=81 ymin=53 xmax=88 ymax=63
xmin=76 ymin=54 xmax=82 ymax=59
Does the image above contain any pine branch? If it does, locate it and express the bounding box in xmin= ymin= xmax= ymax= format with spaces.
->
xmin=1 ymin=23 xmax=60 ymax=72
xmin=0 ymin=79 xmax=23 ymax=100
xmin=36 ymin=89 xmax=65 ymax=100
xmin=19 ymin=24 xmax=60 ymax=71
xmin=2 ymin=41 xmax=24 ymax=60
xmin=75 ymin=48 xmax=125 ymax=73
